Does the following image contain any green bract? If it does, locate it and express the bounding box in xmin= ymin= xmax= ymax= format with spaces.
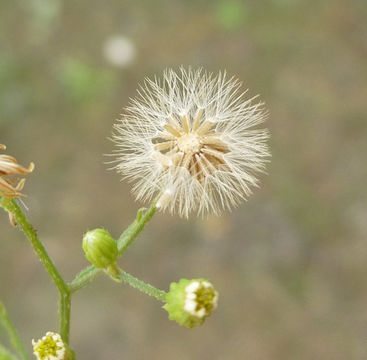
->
xmin=163 ymin=278 xmax=218 ymax=328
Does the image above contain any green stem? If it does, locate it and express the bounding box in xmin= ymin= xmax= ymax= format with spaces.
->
xmin=119 ymin=270 xmax=167 ymax=302
xmin=0 ymin=343 xmax=19 ymax=360
xmin=1 ymin=198 xmax=158 ymax=349
xmin=69 ymin=203 xmax=157 ymax=293
xmin=117 ymin=203 xmax=157 ymax=255
xmin=68 ymin=266 xmax=101 ymax=293
xmin=0 ymin=301 xmax=29 ymax=360
xmin=59 ymin=291 xmax=71 ymax=344
xmin=0 ymin=198 xmax=68 ymax=294
xmin=0 ymin=198 xmax=71 ymax=345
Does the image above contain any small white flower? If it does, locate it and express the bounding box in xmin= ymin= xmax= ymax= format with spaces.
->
xmin=164 ymin=278 xmax=219 ymax=328
xmin=32 ymin=332 xmax=65 ymax=360
xmin=185 ymin=280 xmax=200 ymax=293
xmin=183 ymin=280 xmax=218 ymax=319
xmin=112 ymin=68 xmax=270 ymax=217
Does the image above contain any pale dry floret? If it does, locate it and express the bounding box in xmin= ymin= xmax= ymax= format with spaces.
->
xmin=112 ymin=68 xmax=270 ymax=217
xmin=0 ymin=144 xmax=34 ymax=198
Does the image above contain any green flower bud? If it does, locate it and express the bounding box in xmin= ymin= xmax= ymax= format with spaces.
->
xmin=82 ymin=229 xmax=120 ymax=281
xmin=163 ymin=278 xmax=218 ymax=328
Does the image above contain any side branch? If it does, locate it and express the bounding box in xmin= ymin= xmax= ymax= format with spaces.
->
xmin=119 ymin=270 xmax=167 ymax=302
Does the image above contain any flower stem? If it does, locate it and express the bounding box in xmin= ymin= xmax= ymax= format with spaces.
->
xmin=0 ymin=300 xmax=29 ymax=360
xmin=0 ymin=198 xmax=68 ymax=294
xmin=0 ymin=198 xmax=158 ymax=349
xmin=69 ymin=203 xmax=157 ymax=293
xmin=59 ymin=291 xmax=71 ymax=344
xmin=68 ymin=266 xmax=101 ymax=293
xmin=0 ymin=343 xmax=19 ymax=360
xmin=117 ymin=203 xmax=157 ymax=255
xmin=119 ymin=269 xmax=167 ymax=302
xmin=0 ymin=198 xmax=71 ymax=345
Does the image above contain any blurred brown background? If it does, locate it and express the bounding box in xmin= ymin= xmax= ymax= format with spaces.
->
xmin=1 ymin=0 xmax=367 ymax=359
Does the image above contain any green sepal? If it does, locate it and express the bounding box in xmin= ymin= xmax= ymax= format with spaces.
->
xmin=105 ymin=263 xmax=122 ymax=283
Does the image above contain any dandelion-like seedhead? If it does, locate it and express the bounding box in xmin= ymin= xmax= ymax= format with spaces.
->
xmin=112 ymin=68 xmax=269 ymax=217
xmin=0 ymin=144 xmax=34 ymax=198
xmin=32 ymin=332 xmax=66 ymax=360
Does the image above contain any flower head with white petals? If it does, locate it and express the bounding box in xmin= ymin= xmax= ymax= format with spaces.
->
xmin=184 ymin=280 xmax=218 ymax=319
xmin=164 ymin=278 xmax=218 ymax=328
xmin=112 ymin=68 xmax=270 ymax=217
xmin=32 ymin=332 xmax=66 ymax=360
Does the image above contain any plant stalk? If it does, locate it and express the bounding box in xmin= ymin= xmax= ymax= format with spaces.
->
xmin=119 ymin=270 xmax=166 ymax=302
xmin=0 ymin=300 xmax=29 ymax=360
xmin=0 ymin=198 xmax=71 ymax=345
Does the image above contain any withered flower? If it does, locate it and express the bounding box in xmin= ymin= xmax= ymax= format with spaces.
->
xmin=0 ymin=144 xmax=34 ymax=198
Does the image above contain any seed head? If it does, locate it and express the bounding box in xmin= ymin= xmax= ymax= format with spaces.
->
xmin=112 ymin=68 xmax=270 ymax=217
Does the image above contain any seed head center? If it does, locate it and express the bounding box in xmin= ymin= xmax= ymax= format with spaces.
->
xmin=177 ymin=133 xmax=201 ymax=154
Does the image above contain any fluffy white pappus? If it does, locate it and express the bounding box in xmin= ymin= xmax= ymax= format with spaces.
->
xmin=111 ymin=67 xmax=270 ymax=217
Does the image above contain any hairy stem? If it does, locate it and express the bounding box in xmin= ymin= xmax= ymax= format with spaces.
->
xmin=68 ymin=266 xmax=101 ymax=293
xmin=0 ymin=198 xmax=68 ymax=294
xmin=1 ymin=198 xmax=158 ymax=350
xmin=59 ymin=291 xmax=71 ymax=344
xmin=0 ymin=301 xmax=29 ymax=360
xmin=0 ymin=198 xmax=71 ymax=345
xmin=69 ymin=203 xmax=157 ymax=293
xmin=117 ymin=203 xmax=157 ymax=255
xmin=119 ymin=270 xmax=167 ymax=302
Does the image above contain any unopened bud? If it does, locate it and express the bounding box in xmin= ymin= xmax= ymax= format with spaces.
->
xmin=82 ymin=229 xmax=120 ymax=281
